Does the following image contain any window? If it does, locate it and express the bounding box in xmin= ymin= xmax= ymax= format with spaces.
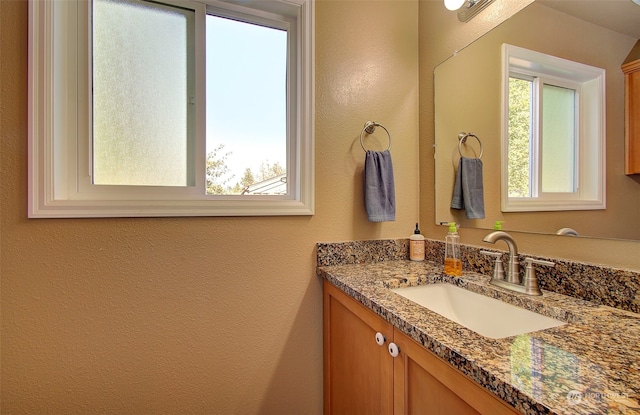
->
xmin=92 ymin=0 xmax=197 ymax=188
xmin=28 ymin=0 xmax=314 ymax=218
xmin=501 ymin=44 xmax=605 ymax=212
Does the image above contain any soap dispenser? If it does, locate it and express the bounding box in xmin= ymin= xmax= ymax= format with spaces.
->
xmin=444 ymin=222 xmax=462 ymax=276
xmin=409 ymin=223 xmax=425 ymax=261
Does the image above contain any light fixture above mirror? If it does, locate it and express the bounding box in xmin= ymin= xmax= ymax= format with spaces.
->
xmin=444 ymin=0 xmax=495 ymax=22
xmin=444 ymin=0 xmax=466 ymax=10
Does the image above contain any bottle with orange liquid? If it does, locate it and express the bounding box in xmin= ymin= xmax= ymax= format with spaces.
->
xmin=444 ymin=222 xmax=462 ymax=276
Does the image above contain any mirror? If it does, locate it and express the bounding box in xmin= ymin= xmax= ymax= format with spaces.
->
xmin=434 ymin=0 xmax=640 ymax=241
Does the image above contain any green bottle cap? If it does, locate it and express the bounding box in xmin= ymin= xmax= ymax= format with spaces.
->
xmin=448 ymin=222 xmax=457 ymax=232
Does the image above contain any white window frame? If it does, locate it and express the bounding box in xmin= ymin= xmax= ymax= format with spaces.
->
xmin=501 ymin=44 xmax=606 ymax=212
xmin=28 ymin=0 xmax=314 ymax=218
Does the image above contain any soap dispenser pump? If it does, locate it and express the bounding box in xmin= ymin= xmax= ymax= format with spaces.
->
xmin=409 ymin=223 xmax=425 ymax=261
xmin=444 ymin=222 xmax=462 ymax=276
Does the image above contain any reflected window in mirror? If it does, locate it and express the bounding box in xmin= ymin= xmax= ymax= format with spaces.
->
xmin=501 ymin=44 xmax=606 ymax=212
xmin=508 ymin=76 xmax=578 ymax=197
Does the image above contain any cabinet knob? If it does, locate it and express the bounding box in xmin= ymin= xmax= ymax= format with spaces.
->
xmin=388 ymin=342 xmax=400 ymax=357
xmin=375 ymin=332 xmax=386 ymax=346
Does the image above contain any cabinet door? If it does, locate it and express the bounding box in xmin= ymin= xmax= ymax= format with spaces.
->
xmin=323 ymin=280 xmax=393 ymax=415
xmin=623 ymin=59 xmax=640 ymax=174
xmin=392 ymin=329 xmax=518 ymax=415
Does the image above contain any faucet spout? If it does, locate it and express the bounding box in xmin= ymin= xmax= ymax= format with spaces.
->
xmin=482 ymin=231 xmax=520 ymax=284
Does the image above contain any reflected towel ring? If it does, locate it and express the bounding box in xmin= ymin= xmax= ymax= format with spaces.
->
xmin=458 ymin=132 xmax=483 ymax=159
xmin=360 ymin=121 xmax=392 ymax=152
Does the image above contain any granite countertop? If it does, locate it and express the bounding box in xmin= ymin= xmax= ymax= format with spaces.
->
xmin=318 ymin=259 xmax=640 ymax=415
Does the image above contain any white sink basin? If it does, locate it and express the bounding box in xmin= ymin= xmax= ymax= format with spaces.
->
xmin=391 ymin=284 xmax=566 ymax=339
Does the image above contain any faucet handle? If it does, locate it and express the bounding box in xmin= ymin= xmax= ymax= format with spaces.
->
xmin=480 ymin=250 xmax=505 ymax=281
xmin=523 ymin=258 xmax=555 ymax=296
xmin=525 ymin=258 xmax=555 ymax=267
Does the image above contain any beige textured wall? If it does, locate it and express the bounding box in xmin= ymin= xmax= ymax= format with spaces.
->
xmin=3 ymin=1 xmax=639 ymax=413
xmin=0 ymin=0 xmax=418 ymax=413
xmin=420 ymin=0 xmax=640 ymax=270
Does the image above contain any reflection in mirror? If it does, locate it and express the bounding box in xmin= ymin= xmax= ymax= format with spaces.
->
xmin=501 ymin=44 xmax=606 ymax=212
xmin=434 ymin=1 xmax=640 ymax=241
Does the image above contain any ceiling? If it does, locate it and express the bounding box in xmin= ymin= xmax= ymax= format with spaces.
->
xmin=538 ymin=0 xmax=640 ymax=39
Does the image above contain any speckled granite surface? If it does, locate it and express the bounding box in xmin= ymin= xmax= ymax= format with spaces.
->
xmin=317 ymin=238 xmax=640 ymax=314
xmin=317 ymin=239 xmax=640 ymax=415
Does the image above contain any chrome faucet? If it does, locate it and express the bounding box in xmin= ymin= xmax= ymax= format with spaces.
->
xmin=481 ymin=231 xmax=554 ymax=296
xmin=482 ymin=231 xmax=520 ymax=284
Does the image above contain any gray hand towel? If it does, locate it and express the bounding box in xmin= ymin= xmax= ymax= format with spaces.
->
xmin=451 ymin=157 xmax=485 ymax=219
xmin=364 ymin=150 xmax=396 ymax=222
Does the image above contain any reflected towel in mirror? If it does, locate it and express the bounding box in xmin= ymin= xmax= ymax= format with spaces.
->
xmin=451 ymin=157 xmax=485 ymax=219
xmin=364 ymin=150 xmax=396 ymax=222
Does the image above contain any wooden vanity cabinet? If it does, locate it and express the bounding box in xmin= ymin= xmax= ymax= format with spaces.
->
xmin=623 ymin=58 xmax=640 ymax=175
xmin=323 ymin=280 xmax=394 ymax=413
xmin=323 ymin=280 xmax=518 ymax=415
xmin=391 ymin=329 xmax=518 ymax=414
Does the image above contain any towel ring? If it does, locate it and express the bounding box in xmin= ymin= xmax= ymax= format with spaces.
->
xmin=360 ymin=121 xmax=392 ymax=152
xmin=458 ymin=132 xmax=483 ymax=159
